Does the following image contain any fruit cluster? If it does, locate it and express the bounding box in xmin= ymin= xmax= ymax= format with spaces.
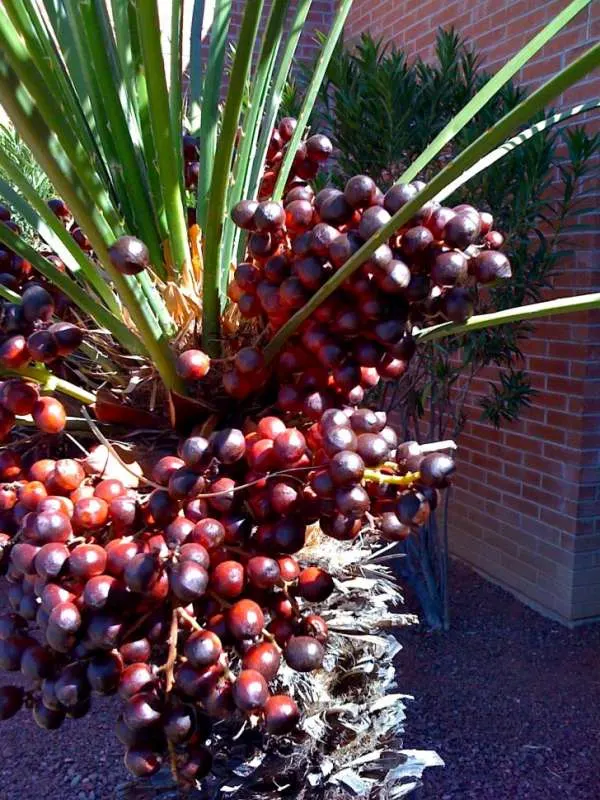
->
xmin=0 ymin=204 xmax=89 ymax=438
xmin=0 ymin=399 xmax=453 ymax=781
xmin=225 ymin=171 xmax=511 ymax=405
xmin=258 ymin=116 xmax=332 ymax=200
xmin=0 ymin=120 xmax=498 ymax=791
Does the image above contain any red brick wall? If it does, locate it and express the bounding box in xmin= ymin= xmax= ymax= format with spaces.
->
xmin=201 ymin=0 xmax=336 ymax=66
xmin=347 ymin=0 xmax=600 ymax=620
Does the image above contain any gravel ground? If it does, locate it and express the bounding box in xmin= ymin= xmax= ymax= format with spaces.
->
xmin=400 ymin=560 xmax=600 ymax=800
xmin=1 ymin=559 xmax=599 ymax=799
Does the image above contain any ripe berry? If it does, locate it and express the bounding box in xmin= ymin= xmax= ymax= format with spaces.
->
xmin=108 ymin=236 xmax=149 ymax=275
xmin=231 ymin=200 xmax=258 ymax=230
xmin=297 ymin=567 xmax=334 ymax=602
xmin=301 ymin=614 xmax=328 ymax=644
xmin=55 ymin=663 xmax=89 ymax=708
xmin=0 ymin=379 xmax=38 ymax=415
xmin=277 ymin=556 xmax=300 ymax=583
xmin=329 ymin=451 xmax=365 ymax=486
xmin=87 ymin=652 xmax=123 ymax=695
xmin=209 ymin=560 xmax=245 ymax=599
xmin=22 ymin=284 xmax=54 ymax=323
xmin=69 ymin=544 xmax=107 ymax=578
xmin=263 ymin=694 xmax=299 ymax=735
xmin=246 ymin=556 xmax=281 ymax=589
xmin=0 ymin=686 xmax=24 ymax=720
xmin=254 ymin=201 xmax=285 ymax=232
xmin=305 ymin=134 xmax=332 ymax=163
xmin=49 ymin=322 xmax=84 ymax=356
xmin=419 ymin=452 xmax=456 ymax=488
xmin=380 ymin=512 xmax=410 ymax=541
xmin=31 ymin=510 xmax=72 ymax=544
xmin=170 ymin=561 xmax=209 ymax=603
xmin=124 ymin=748 xmax=162 ymax=778
xmin=34 ymin=542 xmax=69 ymax=580
xmin=120 ymin=639 xmax=151 ymax=665
xmin=443 ymin=212 xmax=480 ymax=249
xmin=0 ymin=335 xmax=29 ymax=369
xmin=472 ymin=250 xmax=511 ymax=283
xmin=211 ymin=428 xmax=246 ymax=464
xmin=227 ymin=599 xmax=264 ymax=639
xmin=273 ymin=428 xmax=306 ymax=466
xmin=284 ymin=636 xmax=324 ymax=672
xmin=32 ymin=397 xmax=66 ymax=434
xmin=119 ymin=663 xmax=156 ymax=700
xmin=32 ymin=699 xmax=65 ymax=730
xmin=344 ymin=174 xmax=377 ymax=209
xmin=164 ymin=704 xmax=197 ymax=745
xmin=242 ymin=642 xmax=281 ymax=681
xmin=278 ymin=117 xmax=297 ymax=141
xmin=272 ymin=518 xmax=306 ymax=554
xmin=358 ymin=206 xmax=391 ymax=240
xmin=233 ymin=669 xmax=269 ymax=713
xmin=124 ymin=692 xmax=162 ymax=731
xmin=176 ymin=349 xmax=210 ymax=380
xmin=184 ymin=631 xmax=222 ymax=669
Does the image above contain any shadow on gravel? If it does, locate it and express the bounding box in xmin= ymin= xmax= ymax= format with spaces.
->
xmin=399 ymin=559 xmax=600 ymax=800
xmin=1 ymin=561 xmax=599 ymax=799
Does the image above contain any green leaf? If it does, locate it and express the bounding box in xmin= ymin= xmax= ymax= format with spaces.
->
xmin=272 ymin=0 xmax=354 ymax=200
xmin=196 ymin=0 xmax=233 ymax=231
xmin=220 ymin=0 xmax=291 ymax=294
xmin=435 ymin=99 xmax=600 ymax=204
xmin=417 ymin=293 xmax=600 ymax=344
xmin=64 ymin=0 xmax=165 ymax=276
xmin=170 ymin=0 xmax=185 ymax=199
xmin=134 ymin=0 xmax=191 ymax=277
xmin=8 ymin=0 xmax=113 ymax=197
xmin=246 ymin=0 xmax=313 ymax=205
xmin=127 ymin=2 xmax=167 ymax=241
xmin=202 ymin=0 xmax=265 ymax=356
xmin=0 ymin=5 xmax=122 ymax=239
xmin=111 ymin=0 xmax=137 ymax=116
xmin=188 ymin=0 xmax=206 ymax=136
xmin=400 ymin=0 xmax=592 ymax=183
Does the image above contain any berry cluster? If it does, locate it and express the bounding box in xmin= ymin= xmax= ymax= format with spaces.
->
xmin=0 ymin=399 xmax=453 ymax=781
xmin=258 ymin=117 xmax=332 ymax=200
xmin=0 ymin=204 xmax=89 ymax=438
xmin=0 ymin=120 xmax=501 ymax=792
xmin=225 ymin=171 xmax=511 ymax=406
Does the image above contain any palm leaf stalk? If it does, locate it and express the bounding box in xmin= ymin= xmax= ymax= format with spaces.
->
xmin=219 ymin=0 xmax=291 ymax=294
xmin=272 ymin=0 xmax=354 ymax=200
xmin=65 ymin=0 xmax=166 ymax=276
xmin=195 ymin=0 xmax=232 ymax=232
xmin=134 ymin=0 xmax=192 ymax=281
xmin=202 ymin=0 xmax=265 ymax=355
xmin=188 ymin=0 xmax=207 ymax=136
